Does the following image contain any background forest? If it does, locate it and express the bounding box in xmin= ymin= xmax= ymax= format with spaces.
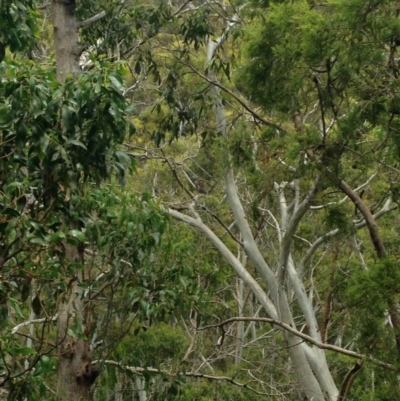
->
xmin=1 ymin=0 xmax=400 ymax=400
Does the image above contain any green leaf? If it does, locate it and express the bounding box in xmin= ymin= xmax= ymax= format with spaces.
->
xmin=60 ymin=146 xmax=71 ymax=164
xmin=95 ymin=78 xmax=102 ymax=94
xmin=151 ymin=232 xmax=160 ymax=244
xmin=66 ymin=139 xmax=87 ymax=150
xmin=9 ymin=297 xmax=25 ymax=318
xmin=62 ymin=105 xmax=74 ymax=132
xmin=68 ymin=230 xmax=85 ymax=242
xmin=115 ymin=151 xmax=131 ymax=165
xmin=28 ymin=220 xmax=43 ymax=231
xmin=126 ymin=105 xmax=137 ymax=115
xmin=38 ymin=356 xmax=57 ymax=376
xmin=29 ymin=76 xmax=36 ymax=92
xmin=29 ymin=236 xmax=47 ymax=245
xmin=109 ymin=75 xmax=124 ymax=91
xmin=109 ymin=102 xmax=121 ymax=120
xmin=9 ymin=31 xmax=22 ymax=52
xmin=67 ymin=328 xmax=76 ymax=338
xmin=6 ymin=182 xmax=24 ymax=195
xmin=49 ymin=231 xmax=66 ymax=242
xmin=39 ymin=134 xmax=49 ymax=153
xmin=39 ymin=383 xmax=47 ymax=398
xmin=32 ymin=95 xmax=44 ymax=118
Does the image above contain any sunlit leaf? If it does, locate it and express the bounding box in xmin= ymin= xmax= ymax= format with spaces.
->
xmin=68 ymin=230 xmax=85 ymax=242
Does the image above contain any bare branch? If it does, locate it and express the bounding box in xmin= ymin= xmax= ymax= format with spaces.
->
xmin=12 ymin=315 xmax=58 ymax=334
xmin=198 ymin=317 xmax=393 ymax=369
xmin=168 ymin=208 xmax=278 ymax=319
xmin=278 ymin=176 xmax=320 ymax=282
xmin=78 ymin=12 xmax=106 ymax=28
xmin=172 ymin=0 xmax=193 ymax=16
xmin=93 ymin=359 xmax=273 ymax=396
xmin=259 ymin=208 xmax=282 ymax=244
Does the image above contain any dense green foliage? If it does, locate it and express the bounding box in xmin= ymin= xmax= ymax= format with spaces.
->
xmin=3 ymin=0 xmax=400 ymax=400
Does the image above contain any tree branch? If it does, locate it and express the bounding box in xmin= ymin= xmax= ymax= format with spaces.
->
xmin=338 ymin=181 xmax=400 ymax=362
xmin=338 ymin=360 xmax=363 ymax=401
xmin=168 ymin=208 xmax=278 ymax=319
xmin=278 ymin=176 xmax=320 ymax=282
xmin=183 ymin=62 xmax=282 ymax=131
xmin=206 ymin=28 xmax=329 ymax=399
xmin=339 ymin=180 xmax=386 ymax=258
xmin=199 ymin=317 xmax=392 ymax=369
xmin=93 ymin=359 xmax=273 ymax=396
xmin=299 ymin=199 xmax=395 ymax=274
xmin=310 ymin=172 xmax=377 ymax=210
xmin=11 ymin=315 xmax=58 ymax=334
xmin=78 ymin=11 xmax=106 ymax=28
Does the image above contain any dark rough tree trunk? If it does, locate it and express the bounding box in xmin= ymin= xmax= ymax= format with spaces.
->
xmin=52 ymin=1 xmax=97 ymax=399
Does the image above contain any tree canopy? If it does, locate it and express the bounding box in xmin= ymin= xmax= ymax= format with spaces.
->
xmin=2 ymin=1 xmax=400 ymax=400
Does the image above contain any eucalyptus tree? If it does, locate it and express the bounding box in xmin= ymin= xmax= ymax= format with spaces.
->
xmin=127 ymin=1 xmax=400 ymax=400
xmin=4 ymin=0 xmax=400 ymax=400
xmin=0 ymin=1 xmax=170 ymax=400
